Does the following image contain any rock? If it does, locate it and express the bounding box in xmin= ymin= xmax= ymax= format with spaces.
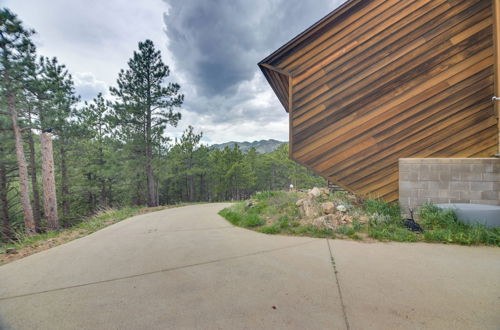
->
xmin=312 ymin=216 xmax=326 ymax=227
xmin=307 ymin=187 xmax=321 ymax=198
xmin=321 ymin=202 xmax=335 ymax=214
xmin=336 ymin=205 xmax=347 ymax=213
xmin=319 ymin=188 xmax=330 ymax=196
xmin=340 ymin=215 xmax=353 ymax=223
xmin=313 ymin=214 xmax=343 ymax=229
xmin=358 ymin=215 xmax=369 ymax=223
xmin=296 ymin=199 xmax=305 ymax=207
xmin=245 ymin=201 xmax=255 ymax=210
xmin=6 ymin=248 xmax=17 ymax=254
xmin=299 ymin=199 xmax=318 ymax=218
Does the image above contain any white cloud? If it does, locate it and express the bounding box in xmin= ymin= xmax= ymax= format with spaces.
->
xmin=1 ymin=0 xmax=342 ymax=144
xmin=2 ymin=0 xmax=173 ymax=88
xmin=73 ymin=72 xmax=108 ymax=101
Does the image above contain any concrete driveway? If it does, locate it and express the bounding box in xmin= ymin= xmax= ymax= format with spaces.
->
xmin=0 ymin=203 xmax=499 ymax=330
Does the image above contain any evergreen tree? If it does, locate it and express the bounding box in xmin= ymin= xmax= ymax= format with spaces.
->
xmin=0 ymin=8 xmax=36 ymax=235
xmin=0 ymin=114 xmax=17 ymax=242
xmin=110 ymin=39 xmax=183 ymax=206
xmin=77 ymin=93 xmax=127 ymax=211
xmin=38 ymin=56 xmax=78 ymax=226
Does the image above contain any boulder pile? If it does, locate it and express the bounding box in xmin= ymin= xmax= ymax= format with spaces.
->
xmin=296 ymin=187 xmax=364 ymax=229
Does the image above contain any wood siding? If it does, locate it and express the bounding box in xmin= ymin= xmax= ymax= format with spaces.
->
xmin=260 ymin=0 xmax=498 ymax=201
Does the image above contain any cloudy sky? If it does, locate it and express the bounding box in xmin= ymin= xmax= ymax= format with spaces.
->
xmin=1 ymin=0 xmax=341 ymax=144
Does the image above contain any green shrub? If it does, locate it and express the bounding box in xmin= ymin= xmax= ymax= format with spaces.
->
xmin=253 ymin=191 xmax=278 ymax=200
xmin=240 ymin=214 xmax=265 ymax=227
xmin=336 ymin=225 xmax=355 ymax=236
xmin=277 ymin=216 xmax=290 ymax=229
xmin=257 ymin=225 xmax=281 ymax=234
xmin=418 ymin=203 xmax=459 ymax=229
xmin=218 ymin=209 xmax=243 ymax=226
xmin=368 ymin=224 xmax=418 ymax=242
xmin=219 ymin=206 xmax=265 ymax=228
xmin=218 ymin=192 xmax=500 ymax=246
xmin=291 ymin=225 xmax=334 ymax=238
xmin=417 ymin=203 xmax=500 ymax=246
xmin=352 ymin=219 xmax=362 ymax=231
xmin=364 ymin=199 xmax=401 ymax=220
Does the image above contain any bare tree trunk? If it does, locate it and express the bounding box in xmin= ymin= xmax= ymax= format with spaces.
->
xmin=145 ymin=100 xmax=155 ymax=206
xmin=41 ymin=132 xmax=59 ymax=231
xmin=60 ymin=143 xmax=70 ymax=223
xmin=146 ymin=148 xmax=155 ymax=206
xmin=199 ymin=173 xmax=205 ymax=202
xmin=27 ymin=128 xmax=41 ymax=231
xmin=0 ymin=162 xmax=12 ymax=243
xmin=189 ymin=176 xmax=194 ymax=202
xmin=7 ymin=92 xmax=35 ymax=235
xmin=156 ymin=177 xmax=160 ymax=206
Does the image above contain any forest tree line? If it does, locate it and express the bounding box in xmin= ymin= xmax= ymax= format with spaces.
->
xmin=0 ymin=9 xmax=325 ymax=243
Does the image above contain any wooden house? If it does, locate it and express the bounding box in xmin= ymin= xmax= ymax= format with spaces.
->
xmin=259 ymin=0 xmax=500 ymax=202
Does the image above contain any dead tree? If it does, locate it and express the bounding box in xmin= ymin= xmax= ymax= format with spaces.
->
xmin=6 ymin=87 xmax=36 ymax=235
xmin=41 ymin=131 xmax=59 ymax=230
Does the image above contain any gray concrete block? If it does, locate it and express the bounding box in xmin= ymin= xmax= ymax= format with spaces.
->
xmin=482 ymin=173 xmax=500 ymax=182
xmin=449 ymin=181 xmax=469 ymax=190
xmin=481 ymin=190 xmax=499 ymax=201
xmin=459 ymin=191 xmax=482 ymax=200
xmin=460 ymin=173 xmax=483 ymax=181
xmin=399 ymin=158 xmax=500 ymax=211
xmin=470 ymin=182 xmax=493 ymax=192
xmin=419 ymin=171 xmax=440 ymax=181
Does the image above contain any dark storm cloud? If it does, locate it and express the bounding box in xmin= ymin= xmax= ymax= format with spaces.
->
xmin=164 ymin=0 xmax=340 ymax=97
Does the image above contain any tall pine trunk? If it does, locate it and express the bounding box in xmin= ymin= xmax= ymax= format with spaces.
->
xmin=6 ymin=88 xmax=36 ymax=235
xmin=156 ymin=177 xmax=160 ymax=206
xmin=145 ymin=104 xmax=156 ymax=206
xmin=41 ymin=132 xmax=59 ymax=230
xmin=145 ymin=144 xmax=155 ymax=206
xmin=188 ymin=155 xmax=194 ymax=202
xmin=0 ymin=162 xmax=12 ymax=243
xmin=27 ymin=127 xmax=41 ymax=231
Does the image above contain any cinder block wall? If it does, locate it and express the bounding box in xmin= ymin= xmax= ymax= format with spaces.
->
xmin=399 ymin=158 xmax=500 ymax=212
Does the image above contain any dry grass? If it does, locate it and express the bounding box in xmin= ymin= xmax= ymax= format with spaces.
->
xmin=0 ymin=204 xmax=181 ymax=265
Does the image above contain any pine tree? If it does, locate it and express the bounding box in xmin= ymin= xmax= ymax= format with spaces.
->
xmin=78 ymin=93 xmax=114 ymax=208
xmin=39 ymin=56 xmax=78 ymax=224
xmin=0 ymin=115 xmax=16 ymax=242
xmin=110 ymin=39 xmax=183 ymax=206
xmin=0 ymin=9 xmax=36 ymax=235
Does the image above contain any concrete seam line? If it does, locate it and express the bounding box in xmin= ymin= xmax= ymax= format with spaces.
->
xmin=327 ymin=239 xmax=350 ymax=330
xmin=0 ymin=240 xmax=317 ymax=301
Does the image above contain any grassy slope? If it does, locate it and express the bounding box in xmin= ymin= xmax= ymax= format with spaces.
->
xmin=219 ymin=191 xmax=500 ymax=246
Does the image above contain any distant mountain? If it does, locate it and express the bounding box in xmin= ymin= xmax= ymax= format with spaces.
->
xmin=210 ymin=139 xmax=286 ymax=154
